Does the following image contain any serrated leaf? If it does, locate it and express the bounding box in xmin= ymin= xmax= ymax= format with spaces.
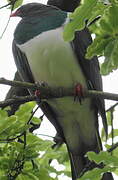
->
xmin=87 ymin=151 xmax=118 ymax=166
xmin=87 ymin=3 xmax=118 ymax=74
xmin=16 ymin=172 xmax=38 ymax=180
xmin=63 ymin=0 xmax=97 ymax=41
xmin=101 ymin=39 xmax=118 ymax=75
xmin=86 ymin=36 xmax=112 ymax=58
xmin=0 ymin=115 xmax=17 ymax=135
xmin=79 ymin=166 xmax=115 ymax=180
xmin=88 ymin=2 xmax=108 ymax=25
xmin=31 ymin=117 xmax=41 ymax=124
xmin=0 ymin=109 xmax=8 ymax=119
xmin=0 ymin=157 xmax=10 ymax=169
xmin=15 ymin=102 xmax=36 ymax=117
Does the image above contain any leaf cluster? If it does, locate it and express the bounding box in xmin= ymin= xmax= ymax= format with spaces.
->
xmin=0 ymin=102 xmax=117 ymax=180
xmin=0 ymin=102 xmax=70 ymax=180
xmin=64 ymin=0 xmax=118 ymax=75
xmin=79 ymin=103 xmax=118 ymax=180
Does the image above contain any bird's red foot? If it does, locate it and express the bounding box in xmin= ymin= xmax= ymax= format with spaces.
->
xmin=74 ymin=83 xmax=84 ymax=104
xmin=35 ymin=89 xmax=41 ymax=103
xmin=35 ymin=81 xmax=48 ymax=103
xmin=35 ymin=89 xmax=41 ymax=97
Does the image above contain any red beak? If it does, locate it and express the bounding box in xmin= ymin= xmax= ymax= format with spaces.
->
xmin=10 ymin=11 xmax=18 ymax=17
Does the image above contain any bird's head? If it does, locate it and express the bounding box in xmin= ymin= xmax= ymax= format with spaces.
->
xmin=10 ymin=3 xmax=59 ymax=18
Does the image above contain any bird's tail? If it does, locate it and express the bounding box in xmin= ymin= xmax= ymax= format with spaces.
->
xmin=102 ymin=172 xmax=114 ymax=180
xmin=68 ymin=150 xmax=114 ymax=180
xmin=68 ymin=151 xmax=114 ymax=180
xmin=67 ymin=147 xmax=85 ymax=180
xmin=67 ymin=143 xmax=114 ymax=180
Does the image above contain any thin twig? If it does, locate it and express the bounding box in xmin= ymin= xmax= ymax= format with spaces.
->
xmin=0 ymin=0 xmax=17 ymax=38
xmin=0 ymin=132 xmax=24 ymax=143
xmin=23 ymin=131 xmax=26 ymax=149
xmin=35 ymin=133 xmax=54 ymax=139
xmin=108 ymin=142 xmax=118 ymax=153
xmin=0 ymin=0 xmax=18 ymax=9
xmin=106 ymin=102 xmax=118 ymax=112
xmin=0 ymin=14 xmax=11 ymax=39
xmin=111 ymin=109 xmax=114 ymax=155
xmin=0 ymin=2 xmax=11 ymax=9
xmin=27 ymin=105 xmax=40 ymax=124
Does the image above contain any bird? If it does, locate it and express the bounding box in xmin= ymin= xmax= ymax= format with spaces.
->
xmin=10 ymin=3 xmax=113 ymax=180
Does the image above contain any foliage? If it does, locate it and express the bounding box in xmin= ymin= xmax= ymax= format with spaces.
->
xmin=8 ymin=0 xmax=23 ymax=10
xmin=0 ymin=102 xmax=117 ymax=180
xmin=63 ymin=0 xmax=118 ymax=75
xmin=79 ymin=151 xmax=116 ymax=180
xmin=0 ymin=102 xmax=70 ymax=180
xmin=79 ymin=104 xmax=118 ymax=180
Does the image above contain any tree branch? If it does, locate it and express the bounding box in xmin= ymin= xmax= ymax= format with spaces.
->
xmin=0 ymin=78 xmax=37 ymax=89
xmin=0 ymin=95 xmax=37 ymax=108
xmin=0 ymin=77 xmax=118 ymax=108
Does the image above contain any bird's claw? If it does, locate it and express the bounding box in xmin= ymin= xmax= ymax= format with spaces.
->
xmin=35 ymin=89 xmax=41 ymax=103
xmin=35 ymin=81 xmax=49 ymax=103
xmin=74 ymin=83 xmax=84 ymax=104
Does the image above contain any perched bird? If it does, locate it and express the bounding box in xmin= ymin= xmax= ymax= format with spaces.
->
xmin=11 ymin=3 xmax=113 ymax=180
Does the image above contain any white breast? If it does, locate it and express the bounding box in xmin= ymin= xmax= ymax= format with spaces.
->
xmin=17 ymin=27 xmax=87 ymax=88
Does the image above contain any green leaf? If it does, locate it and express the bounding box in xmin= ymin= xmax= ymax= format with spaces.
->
xmin=63 ymin=0 xmax=97 ymax=41
xmin=15 ymin=102 xmax=36 ymax=121
xmin=86 ymin=36 xmax=112 ymax=58
xmin=20 ymin=171 xmax=39 ymax=180
xmin=87 ymin=3 xmax=118 ymax=74
xmin=0 ymin=102 xmax=37 ymax=138
xmin=87 ymin=151 xmax=118 ymax=166
xmin=101 ymin=39 xmax=118 ymax=75
xmin=8 ymin=0 xmax=23 ymax=10
xmin=0 ymin=115 xmax=17 ymax=135
xmin=79 ymin=166 xmax=115 ymax=180
xmin=31 ymin=117 xmax=41 ymax=124
xmin=107 ymin=110 xmax=113 ymax=126
xmin=63 ymin=0 xmax=118 ymax=73
xmin=108 ymin=129 xmax=118 ymax=139
xmin=16 ymin=172 xmax=38 ymax=180
xmin=0 ymin=171 xmax=7 ymax=180
xmin=87 ymin=2 xmax=108 ymax=26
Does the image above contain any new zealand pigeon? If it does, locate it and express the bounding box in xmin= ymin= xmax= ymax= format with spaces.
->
xmin=10 ymin=3 xmax=112 ymax=180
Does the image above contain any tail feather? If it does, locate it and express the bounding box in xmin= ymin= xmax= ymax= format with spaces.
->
xmin=67 ymin=146 xmax=86 ymax=180
xmin=101 ymin=172 xmax=114 ymax=180
xmin=69 ymin=151 xmax=114 ymax=180
xmin=69 ymin=153 xmax=84 ymax=180
xmin=66 ymin=137 xmax=114 ymax=180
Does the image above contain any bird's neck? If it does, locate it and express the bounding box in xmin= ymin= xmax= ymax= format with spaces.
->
xmin=14 ymin=10 xmax=68 ymax=45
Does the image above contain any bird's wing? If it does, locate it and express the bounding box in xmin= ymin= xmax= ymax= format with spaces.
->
xmin=12 ymin=40 xmax=34 ymax=83
xmin=12 ymin=40 xmax=65 ymax=141
xmin=71 ymin=28 xmax=108 ymax=135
